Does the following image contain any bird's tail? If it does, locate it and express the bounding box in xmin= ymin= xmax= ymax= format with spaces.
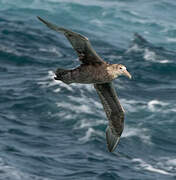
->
xmin=54 ymin=68 xmax=71 ymax=84
xmin=106 ymin=126 xmax=120 ymax=152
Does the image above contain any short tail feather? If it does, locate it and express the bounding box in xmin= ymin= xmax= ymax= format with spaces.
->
xmin=54 ymin=68 xmax=69 ymax=80
xmin=106 ymin=126 xmax=120 ymax=152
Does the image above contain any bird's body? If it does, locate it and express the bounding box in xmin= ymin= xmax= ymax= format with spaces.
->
xmin=55 ymin=63 xmax=123 ymax=84
xmin=38 ymin=16 xmax=132 ymax=152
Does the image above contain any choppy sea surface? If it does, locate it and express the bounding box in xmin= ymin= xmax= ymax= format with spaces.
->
xmin=0 ymin=0 xmax=176 ymax=179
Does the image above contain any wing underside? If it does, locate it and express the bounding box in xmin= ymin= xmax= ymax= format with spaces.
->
xmin=94 ymin=82 xmax=124 ymax=152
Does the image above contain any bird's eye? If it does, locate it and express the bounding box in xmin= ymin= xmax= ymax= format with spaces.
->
xmin=120 ymin=67 xmax=122 ymax=70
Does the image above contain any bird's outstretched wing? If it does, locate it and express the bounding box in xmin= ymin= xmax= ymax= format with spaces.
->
xmin=37 ymin=16 xmax=104 ymax=64
xmin=94 ymin=82 xmax=124 ymax=152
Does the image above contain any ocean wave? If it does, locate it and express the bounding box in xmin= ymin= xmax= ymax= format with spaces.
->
xmin=55 ymin=86 xmax=102 ymax=115
xmin=122 ymin=126 xmax=151 ymax=145
xmin=143 ymin=48 xmax=157 ymax=61
xmin=167 ymin=37 xmax=176 ymax=42
xmin=90 ymin=19 xmax=104 ymax=27
xmin=0 ymin=157 xmax=50 ymax=180
xmin=143 ymin=48 xmax=172 ymax=63
xmin=39 ymin=46 xmax=63 ymax=57
xmin=74 ymin=118 xmax=106 ymax=130
xmin=132 ymin=158 xmax=175 ymax=176
xmin=157 ymin=157 xmax=176 ymax=174
xmin=125 ymin=43 xmax=143 ymax=53
xmin=121 ymin=99 xmax=146 ymax=113
xmin=117 ymin=98 xmax=173 ymax=114
xmin=38 ymin=71 xmax=59 ymax=87
xmin=0 ymin=44 xmax=21 ymax=56
xmin=56 ymin=102 xmax=93 ymax=115
xmin=126 ymin=33 xmax=174 ymax=64
xmin=147 ymin=100 xmax=169 ymax=112
xmin=147 ymin=99 xmax=176 ymax=114
xmin=78 ymin=127 xmax=104 ymax=143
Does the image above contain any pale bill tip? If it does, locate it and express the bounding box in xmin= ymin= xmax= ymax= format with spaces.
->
xmin=124 ymin=70 xmax=132 ymax=79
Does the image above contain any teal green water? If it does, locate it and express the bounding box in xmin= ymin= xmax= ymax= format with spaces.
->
xmin=0 ymin=0 xmax=176 ymax=179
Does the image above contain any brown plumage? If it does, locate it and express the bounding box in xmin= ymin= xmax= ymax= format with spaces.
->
xmin=38 ymin=16 xmax=132 ymax=152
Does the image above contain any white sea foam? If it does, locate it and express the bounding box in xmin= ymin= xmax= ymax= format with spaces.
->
xmin=147 ymin=100 xmax=168 ymax=112
xmin=132 ymin=158 xmax=172 ymax=175
xmin=39 ymin=71 xmax=55 ymax=81
xmin=147 ymin=99 xmax=176 ymax=115
xmin=126 ymin=44 xmax=143 ymax=53
xmin=144 ymin=48 xmax=172 ymax=63
xmin=158 ymin=59 xmax=171 ymax=63
xmin=167 ymin=37 xmax=176 ymax=42
xmin=156 ymin=157 xmax=176 ymax=173
xmin=38 ymin=71 xmax=74 ymax=91
xmin=129 ymin=10 xmax=139 ymax=16
xmin=79 ymin=127 xmax=103 ymax=142
xmin=75 ymin=118 xmax=106 ymax=130
xmin=79 ymin=127 xmax=94 ymax=142
xmin=53 ymin=88 xmax=61 ymax=93
xmin=122 ymin=126 xmax=151 ymax=144
xmin=144 ymin=48 xmax=157 ymax=61
xmin=71 ymin=96 xmax=106 ymax=142
xmin=126 ymin=45 xmax=171 ymax=64
xmin=38 ymin=71 xmax=59 ymax=88
xmin=90 ymin=19 xmax=103 ymax=27
xmin=55 ymin=80 xmax=73 ymax=91
xmin=165 ymin=159 xmax=176 ymax=171
xmin=121 ymin=99 xmax=146 ymax=113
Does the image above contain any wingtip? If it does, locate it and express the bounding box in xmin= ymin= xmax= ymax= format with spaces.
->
xmin=106 ymin=126 xmax=120 ymax=152
xmin=37 ymin=16 xmax=41 ymax=20
xmin=107 ymin=137 xmax=120 ymax=152
xmin=37 ymin=16 xmax=47 ymax=24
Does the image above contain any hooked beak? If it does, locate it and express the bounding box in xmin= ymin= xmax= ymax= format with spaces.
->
xmin=123 ymin=69 xmax=132 ymax=79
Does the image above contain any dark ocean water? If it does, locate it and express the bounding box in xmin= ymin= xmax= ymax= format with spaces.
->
xmin=0 ymin=0 xmax=176 ymax=179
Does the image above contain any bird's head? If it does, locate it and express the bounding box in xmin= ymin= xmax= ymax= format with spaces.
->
xmin=115 ymin=64 xmax=132 ymax=79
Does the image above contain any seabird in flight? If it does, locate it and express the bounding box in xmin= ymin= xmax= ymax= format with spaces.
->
xmin=37 ymin=16 xmax=132 ymax=152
